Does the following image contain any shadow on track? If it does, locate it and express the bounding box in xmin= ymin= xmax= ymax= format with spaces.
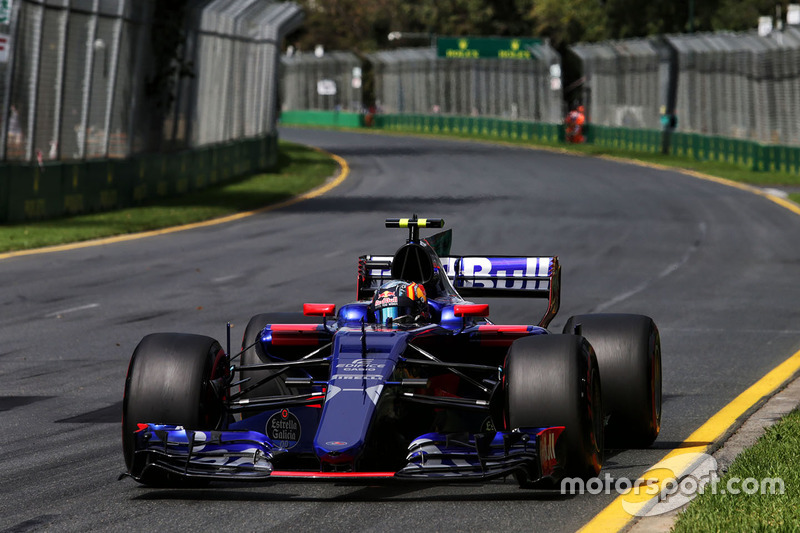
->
xmin=131 ymin=481 xmax=576 ymax=503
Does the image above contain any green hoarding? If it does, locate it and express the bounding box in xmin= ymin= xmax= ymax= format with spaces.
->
xmin=436 ymin=36 xmax=542 ymax=59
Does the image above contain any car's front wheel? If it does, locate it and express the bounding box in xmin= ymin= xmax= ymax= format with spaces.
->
xmin=504 ymin=334 xmax=603 ymax=485
xmin=122 ymin=333 xmax=228 ymax=485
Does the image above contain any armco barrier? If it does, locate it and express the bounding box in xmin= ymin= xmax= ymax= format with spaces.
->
xmin=586 ymin=126 xmax=663 ymax=154
xmin=0 ymin=135 xmax=278 ymax=223
xmin=279 ymin=110 xmax=565 ymax=143
xmin=373 ymin=114 xmax=564 ymax=144
xmin=281 ymin=110 xmax=800 ymax=176
xmin=588 ymin=124 xmax=800 ymax=174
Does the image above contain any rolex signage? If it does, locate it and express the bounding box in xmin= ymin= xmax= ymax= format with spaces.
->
xmin=436 ymin=36 xmax=542 ymax=59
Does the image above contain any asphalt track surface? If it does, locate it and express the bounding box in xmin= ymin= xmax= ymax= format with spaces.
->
xmin=2 ymin=127 xmax=800 ymax=532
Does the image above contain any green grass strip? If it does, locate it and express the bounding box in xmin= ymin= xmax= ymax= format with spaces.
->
xmin=0 ymin=141 xmax=337 ymax=253
xmin=672 ymin=408 xmax=800 ymax=532
xmin=377 ymin=124 xmax=800 ymax=187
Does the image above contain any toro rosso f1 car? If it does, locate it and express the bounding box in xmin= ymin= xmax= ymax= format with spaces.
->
xmin=122 ymin=216 xmax=661 ymax=487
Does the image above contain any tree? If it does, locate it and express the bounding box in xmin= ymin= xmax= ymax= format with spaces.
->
xmin=287 ymin=0 xmax=786 ymax=54
xmin=603 ymin=0 xmax=728 ymax=37
xmin=288 ymin=0 xmax=401 ymax=52
xmin=289 ymin=0 xmax=541 ymax=53
xmin=526 ymin=0 xmax=609 ymax=48
xmin=398 ymin=0 xmax=496 ymax=37
xmin=712 ymin=0 xmax=791 ymax=31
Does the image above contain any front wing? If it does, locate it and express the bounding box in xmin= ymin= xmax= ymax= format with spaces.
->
xmin=126 ymin=424 xmax=565 ymax=483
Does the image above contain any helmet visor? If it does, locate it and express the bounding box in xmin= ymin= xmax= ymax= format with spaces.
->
xmin=377 ymin=306 xmax=401 ymax=324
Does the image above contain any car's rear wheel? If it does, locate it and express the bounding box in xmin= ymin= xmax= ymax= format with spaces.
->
xmin=122 ymin=333 xmax=228 ymax=485
xmin=504 ymin=334 xmax=603 ymax=485
xmin=563 ymin=314 xmax=661 ymax=448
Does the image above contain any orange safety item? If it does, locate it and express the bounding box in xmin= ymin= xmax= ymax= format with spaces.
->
xmin=565 ymin=107 xmax=586 ymax=144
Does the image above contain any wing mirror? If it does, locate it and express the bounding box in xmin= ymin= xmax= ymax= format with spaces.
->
xmin=454 ymin=304 xmax=489 ymax=332
xmin=304 ymin=303 xmax=336 ymax=332
xmin=303 ymin=303 xmax=336 ymax=317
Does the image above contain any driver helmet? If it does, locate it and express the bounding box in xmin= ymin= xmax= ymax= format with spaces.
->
xmin=371 ymin=280 xmax=429 ymax=325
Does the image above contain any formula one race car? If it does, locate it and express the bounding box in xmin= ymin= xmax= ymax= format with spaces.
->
xmin=122 ymin=216 xmax=661 ymax=487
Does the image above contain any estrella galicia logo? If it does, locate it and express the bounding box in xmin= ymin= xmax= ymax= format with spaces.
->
xmin=266 ymin=409 xmax=301 ymax=449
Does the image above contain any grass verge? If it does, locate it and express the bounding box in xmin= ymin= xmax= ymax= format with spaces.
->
xmin=0 ymin=141 xmax=337 ymax=253
xmin=672 ymin=408 xmax=800 ymax=532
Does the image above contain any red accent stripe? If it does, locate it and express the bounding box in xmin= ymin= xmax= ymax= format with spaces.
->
xmin=269 ymin=324 xmax=325 ymax=346
xmin=477 ymin=325 xmax=530 ymax=333
xmin=271 ymin=337 xmax=323 ymax=346
xmin=477 ymin=325 xmax=531 ymax=347
xmin=270 ymin=471 xmax=396 ymax=479
xmin=270 ymin=324 xmax=320 ymax=332
xmin=480 ymin=340 xmax=518 ymax=347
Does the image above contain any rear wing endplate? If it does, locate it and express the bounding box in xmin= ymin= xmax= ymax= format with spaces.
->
xmin=357 ymin=255 xmax=561 ymax=328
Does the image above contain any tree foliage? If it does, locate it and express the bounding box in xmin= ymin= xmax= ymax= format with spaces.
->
xmin=712 ymin=0 xmax=793 ymax=31
xmin=289 ymin=0 xmax=400 ymax=52
xmin=287 ymin=0 xmax=794 ymax=53
xmin=527 ymin=0 xmax=609 ymax=49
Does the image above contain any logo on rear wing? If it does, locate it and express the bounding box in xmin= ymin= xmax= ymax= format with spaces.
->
xmin=441 ymin=256 xmax=554 ymax=292
xmin=357 ymin=255 xmax=560 ymax=328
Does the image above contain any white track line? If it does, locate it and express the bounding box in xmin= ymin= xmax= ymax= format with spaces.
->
xmin=45 ymin=303 xmax=100 ymax=318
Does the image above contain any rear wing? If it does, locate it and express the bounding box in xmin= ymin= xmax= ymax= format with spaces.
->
xmin=357 ymin=255 xmax=561 ymax=328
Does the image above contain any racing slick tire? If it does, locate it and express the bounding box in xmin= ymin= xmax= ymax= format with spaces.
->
xmin=563 ymin=314 xmax=661 ymax=448
xmin=238 ymin=314 xmax=291 ymax=400
xmin=122 ymin=333 xmax=229 ymax=485
xmin=504 ymin=334 xmax=603 ymax=484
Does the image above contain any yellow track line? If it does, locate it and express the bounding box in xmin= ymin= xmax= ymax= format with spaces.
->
xmin=579 ymin=347 xmax=800 ymax=531
xmin=0 ymin=151 xmax=350 ymax=261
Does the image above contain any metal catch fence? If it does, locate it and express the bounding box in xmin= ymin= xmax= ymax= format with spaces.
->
xmin=570 ymin=26 xmax=800 ymax=145
xmin=0 ymin=0 xmax=302 ymax=163
xmin=281 ymin=51 xmax=362 ymax=112
xmin=570 ymin=39 xmax=663 ymax=130
xmin=666 ymin=28 xmax=800 ymax=145
xmin=279 ymin=44 xmax=563 ymax=124
xmin=367 ymin=45 xmax=563 ymax=123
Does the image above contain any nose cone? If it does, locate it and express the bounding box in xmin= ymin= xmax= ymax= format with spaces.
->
xmin=314 ymin=330 xmax=405 ymax=468
xmin=314 ymin=383 xmax=384 ymax=466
